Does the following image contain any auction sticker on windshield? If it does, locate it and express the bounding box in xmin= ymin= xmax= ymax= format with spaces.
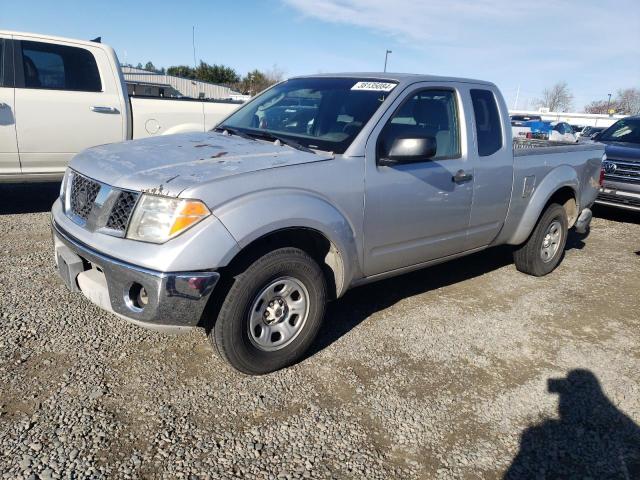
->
xmin=351 ymin=81 xmax=397 ymax=92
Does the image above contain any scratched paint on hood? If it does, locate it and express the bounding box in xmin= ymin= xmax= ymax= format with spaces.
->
xmin=69 ymin=131 xmax=334 ymax=196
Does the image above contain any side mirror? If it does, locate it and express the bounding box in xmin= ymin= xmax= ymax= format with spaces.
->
xmin=379 ymin=136 xmax=437 ymax=166
xmin=591 ymin=132 xmax=601 ymax=141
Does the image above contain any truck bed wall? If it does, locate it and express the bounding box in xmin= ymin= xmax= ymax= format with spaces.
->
xmin=129 ymin=97 xmax=240 ymax=139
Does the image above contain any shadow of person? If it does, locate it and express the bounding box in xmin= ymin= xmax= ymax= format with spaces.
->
xmin=505 ymin=369 xmax=640 ymax=479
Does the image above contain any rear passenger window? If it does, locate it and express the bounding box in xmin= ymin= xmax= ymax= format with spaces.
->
xmin=20 ymin=41 xmax=101 ymax=92
xmin=470 ymin=89 xmax=502 ymax=156
xmin=381 ymin=89 xmax=461 ymax=159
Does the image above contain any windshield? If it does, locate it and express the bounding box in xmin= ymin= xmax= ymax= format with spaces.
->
xmin=598 ymin=118 xmax=640 ymax=144
xmin=219 ymin=77 xmax=397 ymax=153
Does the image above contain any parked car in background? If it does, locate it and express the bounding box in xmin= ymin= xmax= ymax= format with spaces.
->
xmin=550 ymin=122 xmax=578 ymax=143
xmin=51 ymin=73 xmax=603 ymax=374
xmin=579 ymin=126 xmax=605 ymax=141
xmin=595 ymin=116 xmax=640 ymax=211
xmin=512 ymin=124 xmax=531 ymax=140
xmin=510 ymin=114 xmax=542 ymax=126
xmin=0 ymin=31 xmax=242 ymax=182
xmin=522 ymin=121 xmax=577 ymax=143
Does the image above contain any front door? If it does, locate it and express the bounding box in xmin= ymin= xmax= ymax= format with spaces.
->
xmin=13 ymin=37 xmax=125 ymax=175
xmin=0 ymin=36 xmax=20 ymax=176
xmin=363 ymin=86 xmax=474 ymax=276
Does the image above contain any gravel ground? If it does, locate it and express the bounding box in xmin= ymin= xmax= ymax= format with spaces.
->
xmin=1 ymin=182 xmax=639 ymax=480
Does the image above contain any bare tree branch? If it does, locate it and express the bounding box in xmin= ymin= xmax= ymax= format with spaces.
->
xmin=536 ymin=82 xmax=573 ymax=112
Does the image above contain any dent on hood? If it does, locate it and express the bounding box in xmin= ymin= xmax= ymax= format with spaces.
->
xmin=137 ymin=144 xmax=300 ymax=196
xmin=74 ymin=131 xmax=334 ymax=197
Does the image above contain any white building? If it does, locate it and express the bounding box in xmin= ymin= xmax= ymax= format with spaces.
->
xmin=509 ymin=108 xmax=626 ymax=128
xmin=121 ymin=66 xmax=249 ymax=101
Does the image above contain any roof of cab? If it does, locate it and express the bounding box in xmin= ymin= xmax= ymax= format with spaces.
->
xmin=0 ymin=30 xmax=105 ymax=49
xmin=291 ymin=72 xmax=496 ymax=87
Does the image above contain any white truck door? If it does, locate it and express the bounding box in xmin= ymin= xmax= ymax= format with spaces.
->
xmin=363 ymin=85 xmax=474 ymax=275
xmin=0 ymin=36 xmax=20 ymax=176
xmin=13 ymin=37 xmax=124 ymax=175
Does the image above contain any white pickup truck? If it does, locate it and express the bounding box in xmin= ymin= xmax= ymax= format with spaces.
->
xmin=0 ymin=31 xmax=241 ymax=182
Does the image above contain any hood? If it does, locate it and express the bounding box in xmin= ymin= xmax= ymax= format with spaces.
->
xmin=70 ymin=131 xmax=333 ymax=196
xmin=602 ymin=141 xmax=640 ymax=161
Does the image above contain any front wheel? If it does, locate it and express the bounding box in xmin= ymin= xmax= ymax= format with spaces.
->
xmin=210 ymin=247 xmax=327 ymax=375
xmin=513 ymin=203 xmax=568 ymax=276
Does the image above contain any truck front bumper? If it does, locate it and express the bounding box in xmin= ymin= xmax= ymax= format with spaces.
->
xmin=52 ymin=221 xmax=219 ymax=332
xmin=596 ymin=186 xmax=640 ymax=212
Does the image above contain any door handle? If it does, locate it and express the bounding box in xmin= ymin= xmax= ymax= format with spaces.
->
xmin=452 ymin=169 xmax=473 ymax=184
xmin=90 ymin=106 xmax=119 ymax=114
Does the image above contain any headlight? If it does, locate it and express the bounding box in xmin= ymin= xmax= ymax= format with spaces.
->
xmin=126 ymin=194 xmax=210 ymax=244
xmin=60 ymin=169 xmax=72 ymax=212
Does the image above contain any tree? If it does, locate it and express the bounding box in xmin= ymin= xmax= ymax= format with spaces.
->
xmin=234 ymin=66 xmax=285 ymax=95
xmin=166 ymin=62 xmax=239 ymax=84
xmin=584 ymin=88 xmax=640 ymax=115
xmin=194 ymin=62 xmax=239 ymax=84
xmin=535 ymin=82 xmax=573 ymax=112
xmin=616 ymin=88 xmax=640 ymax=115
xmin=584 ymin=100 xmax=612 ymax=115
xmin=144 ymin=61 xmax=157 ymax=72
xmin=167 ymin=65 xmax=196 ymax=79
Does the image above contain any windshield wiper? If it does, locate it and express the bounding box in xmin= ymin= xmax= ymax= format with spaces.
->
xmin=252 ymin=132 xmax=316 ymax=154
xmin=214 ymin=125 xmax=256 ymax=141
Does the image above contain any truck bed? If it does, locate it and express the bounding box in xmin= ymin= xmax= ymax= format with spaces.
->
xmin=512 ymin=138 xmax=603 ymax=156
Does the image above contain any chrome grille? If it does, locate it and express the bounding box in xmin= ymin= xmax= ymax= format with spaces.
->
xmin=105 ymin=191 xmax=139 ymax=232
xmin=70 ymin=173 xmax=101 ymax=220
xmin=603 ymin=158 xmax=640 ymax=185
xmin=65 ymin=171 xmax=139 ymax=236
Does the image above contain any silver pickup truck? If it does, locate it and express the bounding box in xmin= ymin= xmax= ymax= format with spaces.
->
xmin=51 ymin=74 xmax=604 ymax=374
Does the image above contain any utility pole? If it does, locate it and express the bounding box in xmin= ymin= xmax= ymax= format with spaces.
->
xmin=513 ymin=85 xmax=520 ymax=110
xmin=384 ymin=50 xmax=392 ymax=72
xmin=192 ymin=26 xmax=197 ymax=69
xmin=606 ymin=93 xmax=612 ymax=115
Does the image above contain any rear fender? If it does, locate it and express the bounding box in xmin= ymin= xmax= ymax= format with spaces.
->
xmin=507 ymin=165 xmax=579 ymax=245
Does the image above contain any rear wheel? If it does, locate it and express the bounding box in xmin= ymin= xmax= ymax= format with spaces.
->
xmin=513 ymin=203 xmax=568 ymax=276
xmin=210 ymin=247 xmax=326 ymax=375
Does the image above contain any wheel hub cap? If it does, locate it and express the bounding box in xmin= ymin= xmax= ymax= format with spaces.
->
xmin=263 ymin=298 xmax=288 ymax=325
xmin=540 ymin=220 xmax=562 ymax=263
xmin=248 ymin=277 xmax=310 ymax=351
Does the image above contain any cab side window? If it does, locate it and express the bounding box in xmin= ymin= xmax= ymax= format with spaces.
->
xmin=379 ymin=89 xmax=460 ymax=160
xmin=470 ymin=89 xmax=503 ymax=156
xmin=20 ymin=41 xmax=101 ymax=92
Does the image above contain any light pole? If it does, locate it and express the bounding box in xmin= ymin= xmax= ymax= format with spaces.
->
xmin=606 ymin=93 xmax=612 ymax=115
xmin=384 ymin=50 xmax=392 ymax=72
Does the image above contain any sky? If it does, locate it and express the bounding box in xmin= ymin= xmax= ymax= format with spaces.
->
xmin=1 ymin=0 xmax=639 ymax=110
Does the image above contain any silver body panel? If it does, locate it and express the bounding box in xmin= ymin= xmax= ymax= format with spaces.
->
xmin=51 ymin=73 xmax=603 ymax=326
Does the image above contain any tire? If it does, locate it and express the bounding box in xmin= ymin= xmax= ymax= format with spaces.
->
xmin=210 ymin=247 xmax=327 ymax=375
xmin=513 ymin=203 xmax=568 ymax=277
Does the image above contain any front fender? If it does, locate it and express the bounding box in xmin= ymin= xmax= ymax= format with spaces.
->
xmin=213 ymin=188 xmax=361 ymax=295
xmin=507 ymin=165 xmax=579 ymax=245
